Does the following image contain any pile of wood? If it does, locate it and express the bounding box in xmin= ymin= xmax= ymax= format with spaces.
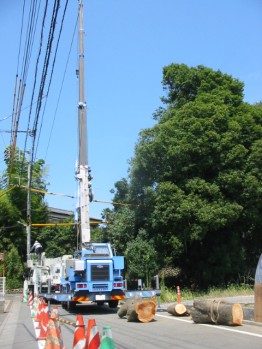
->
xmin=191 ymin=299 xmax=243 ymax=326
xmin=118 ymin=298 xmax=157 ymax=323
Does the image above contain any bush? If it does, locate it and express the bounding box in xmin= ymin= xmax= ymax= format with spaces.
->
xmin=5 ymin=246 xmax=24 ymax=290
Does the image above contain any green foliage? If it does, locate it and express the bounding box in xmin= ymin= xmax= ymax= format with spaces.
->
xmin=159 ymin=284 xmax=253 ymax=303
xmin=125 ymin=229 xmax=158 ymax=288
xmin=5 ymin=246 xmax=24 ymax=289
xmin=103 ymin=207 xmax=136 ymax=255
xmin=110 ymin=178 xmax=130 ymax=210
xmin=0 ymin=146 xmax=49 ymax=263
xmin=161 ymin=64 xmax=244 ymax=109
xmin=90 ymin=226 xmax=105 ymax=242
xmin=0 ymin=193 xmax=25 ymax=258
xmin=111 ymin=63 xmax=262 ymax=289
xmin=1 ymin=147 xmax=49 ymax=225
xmin=38 ymin=223 xmax=77 ymax=257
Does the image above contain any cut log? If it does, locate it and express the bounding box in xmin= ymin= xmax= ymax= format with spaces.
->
xmin=117 ymin=298 xmax=142 ymax=318
xmin=127 ymin=300 xmax=157 ymax=323
xmin=136 ymin=301 xmax=157 ymax=323
xmin=191 ymin=299 xmax=243 ymax=326
xmin=117 ymin=302 xmax=128 ymax=318
xmin=167 ymin=303 xmax=188 ymax=316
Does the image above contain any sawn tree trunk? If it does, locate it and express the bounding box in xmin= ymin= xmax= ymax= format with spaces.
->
xmin=167 ymin=303 xmax=188 ymax=316
xmin=118 ymin=299 xmax=157 ymax=323
xmin=191 ymin=299 xmax=243 ymax=326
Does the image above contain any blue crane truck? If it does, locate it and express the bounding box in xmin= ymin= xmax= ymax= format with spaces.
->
xmin=40 ymin=1 xmax=126 ymax=310
xmin=56 ymin=243 xmax=125 ymax=310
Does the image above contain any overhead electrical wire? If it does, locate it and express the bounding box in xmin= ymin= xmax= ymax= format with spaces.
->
xmin=44 ymin=15 xmax=78 ymax=160
xmin=8 ymin=0 xmax=41 ymax=181
xmin=30 ymin=0 xmax=61 ymax=164
xmin=23 ymin=0 xmax=50 ymax=162
xmin=3 ymin=1 xmax=82 ymax=211
xmin=0 ymin=96 xmax=47 ymax=124
xmin=35 ymin=0 xmax=70 ymax=158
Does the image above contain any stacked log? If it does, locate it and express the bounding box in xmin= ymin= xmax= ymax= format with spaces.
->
xmin=167 ymin=303 xmax=188 ymax=316
xmin=118 ymin=299 xmax=157 ymax=323
xmin=191 ymin=299 xmax=243 ymax=326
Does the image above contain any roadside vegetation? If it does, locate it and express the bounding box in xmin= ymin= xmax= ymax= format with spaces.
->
xmin=160 ymin=284 xmax=254 ymax=303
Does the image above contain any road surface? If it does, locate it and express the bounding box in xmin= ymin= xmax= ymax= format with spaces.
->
xmin=0 ymin=295 xmax=262 ymax=349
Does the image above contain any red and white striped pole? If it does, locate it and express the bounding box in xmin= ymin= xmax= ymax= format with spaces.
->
xmin=176 ymin=286 xmax=181 ymax=304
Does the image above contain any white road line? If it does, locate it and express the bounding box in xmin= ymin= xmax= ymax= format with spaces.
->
xmin=156 ymin=314 xmax=262 ymax=338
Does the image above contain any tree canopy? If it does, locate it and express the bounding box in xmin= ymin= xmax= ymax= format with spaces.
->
xmin=107 ymin=64 xmax=262 ymax=288
xmin=0 ymin=147 xmax=50 ymax=286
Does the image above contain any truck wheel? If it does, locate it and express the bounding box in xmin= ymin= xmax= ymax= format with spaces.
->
xmin=108 ymin=300 xmax=118 ymax=308
xmin=67 ymin=301 xmax=76 ymax=311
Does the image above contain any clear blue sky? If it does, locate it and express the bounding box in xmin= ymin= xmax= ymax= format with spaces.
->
xmin=0 ymin=0 xmax=261 ymax=220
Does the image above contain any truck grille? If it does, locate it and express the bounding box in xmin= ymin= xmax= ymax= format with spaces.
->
xmin=92 ymin=284 xmax=108 ymax=291
xmin=91 ymin=264 xmax=109 ymax=281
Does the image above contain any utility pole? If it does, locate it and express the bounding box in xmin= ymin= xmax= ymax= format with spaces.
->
xmin=26 ymin=150 xmax=31 ymax=259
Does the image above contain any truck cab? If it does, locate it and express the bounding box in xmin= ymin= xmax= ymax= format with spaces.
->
xmin=59 ymin=242 xmax=125 ymax=308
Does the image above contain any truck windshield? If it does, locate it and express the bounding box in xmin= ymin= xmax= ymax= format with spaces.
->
xmin=84 ymin=245 xmax=110 ymax=257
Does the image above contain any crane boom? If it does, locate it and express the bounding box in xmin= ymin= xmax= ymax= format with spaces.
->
xmin=76 ymin=0 xmax=91 ymax=245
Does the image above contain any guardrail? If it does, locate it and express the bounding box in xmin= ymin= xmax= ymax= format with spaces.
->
xmin=0 ymin=277 xmax=6 ymax=313
xmin=0 ymin=277 xmax=6 ymax=301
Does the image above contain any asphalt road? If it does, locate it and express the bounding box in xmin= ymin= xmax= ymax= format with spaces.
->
xmin=58 ymin=302 xmax=262 ymax=349
xmin=0 ymin=295 xmax=262 ymax=349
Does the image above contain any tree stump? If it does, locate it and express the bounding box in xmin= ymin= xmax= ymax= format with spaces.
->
xmin=167 ymin=303 xmax=188 ymax=316
xmin=191 ymin=299 xmax=243 ymax=326
xmin=127 ymin=300 xmax=157 ymax=322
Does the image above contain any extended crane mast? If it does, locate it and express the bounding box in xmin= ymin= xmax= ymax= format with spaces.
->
xmin=76 ymin=0 xmax=91 ymax=246
xmin=33 ymin=0 xmax=157 ymax=306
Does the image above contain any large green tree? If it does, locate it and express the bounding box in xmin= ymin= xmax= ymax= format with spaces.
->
xmin=1 ymin=146 xmax=49 ymax=225
xmin=112 ymin=64 xmax=262 ymax=288
xmin=0 ymin=146 xmax=49 ymax=270
xmin=125 ymin=229 xmax=157 ymax=288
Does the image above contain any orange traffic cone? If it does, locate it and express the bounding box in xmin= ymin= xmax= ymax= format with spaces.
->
xmin=50 ymin=305 xmax=63 ymax=338
xmin=44 ymin=318 xmax=64 ymax=349
xmin=73 ymin=314 xmax=86 ymax=349
xmin=50 ymin=305 xmax=59 ymax=320
xmin=85 ymin=318 xmax=100 ymax=349
xmin=36 ymin=303 xmax=50 ymax=340
xmin=34 ymin=301 xmax=44 ymax=323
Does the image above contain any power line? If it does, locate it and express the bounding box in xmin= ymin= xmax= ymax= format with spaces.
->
xmin=44 ymin=4 xmax=77 ymax=160
xmin=36 ymin=0 xmax=70 ymax=157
